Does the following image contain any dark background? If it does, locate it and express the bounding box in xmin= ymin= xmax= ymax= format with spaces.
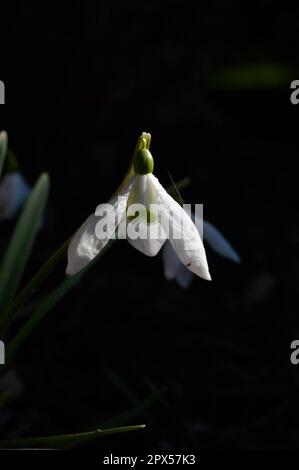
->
xmin=1 ymin=1 xmax=299 ymax=450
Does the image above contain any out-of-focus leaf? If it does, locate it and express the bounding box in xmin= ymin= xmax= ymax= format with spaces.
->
xmin=0 ymin=390 xmax=11 ymax=411
xmin=105 ymin=366 xmax=140 ymax=405
xmin=0 ymin=424 xmax=145 ymax=449
xmin=208 ymin=64 xmax=294 ymax=90
xmin=0 ymin=131 xmax=8 ymax=178
xmin=105 ymin=367 xmax=153 ymax=423
xmin=0 ymin=173 xmax=49 ymax=316
xmin=102 ymin=389 xmax=165 ymax=428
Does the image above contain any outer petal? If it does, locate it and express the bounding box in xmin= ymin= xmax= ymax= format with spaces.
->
xmin=127 ymin=174 xmax=167 ymax=257
xmin=162 ymin=241 xmax=193 ymax=288
xmin=0 ymin=172 xmax=31 ymax=220
xmin=66 ymin=178 xmax=133 ymax=276
xmin=127 ymin=228 xmax=167 ymax=256
xmin=203 ymin=220 xmax=240 ymax=263
xmin=150 ymin=174 xmax=211 ymax=281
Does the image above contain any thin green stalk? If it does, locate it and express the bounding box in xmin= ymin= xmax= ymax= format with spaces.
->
xmin=5 ymin=239 xmax=116 ymax=363
xmin=0 ymin=425 xmax=145 ymax=449
xmin=0 ymin=239 xmax=70 ymax=335
xmin=0 ymin=133 xmax=152 ymax=334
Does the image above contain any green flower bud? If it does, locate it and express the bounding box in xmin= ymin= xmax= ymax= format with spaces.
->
xmin=133 ymin=149 xmax=154 ymax=175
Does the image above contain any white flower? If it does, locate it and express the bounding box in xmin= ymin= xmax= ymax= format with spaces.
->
xmin=0 ymin=171 xmax=31 ymax=221
xmin=66 ymin=145 xmax=211 ymax=281
xmin=162 ymin=219 xmax=240 ymax=288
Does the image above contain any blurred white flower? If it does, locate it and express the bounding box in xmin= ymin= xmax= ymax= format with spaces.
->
xmin=66 ymin=147 xmax=211 ymax=281
xmin=0 ymin=172 xmax=31 ymax=221
xmin=162 ymin=218 xmax=240 ymax=288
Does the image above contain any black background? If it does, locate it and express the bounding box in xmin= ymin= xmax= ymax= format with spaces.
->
xmin=1 ymin=1 xmax=299 ymax=451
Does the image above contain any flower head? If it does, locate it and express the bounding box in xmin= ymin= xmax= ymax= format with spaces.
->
xmin=66 ymin=133 xmax=211 ymax=281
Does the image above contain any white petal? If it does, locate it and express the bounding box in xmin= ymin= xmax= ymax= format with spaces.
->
xmin=0 ymin=172 xmax=31 ymax=220
xmin=66 ymin=178 xmax=133 ymax=276
xmin=203 ymin=220 xmax=240 ymax=263
xmin=162 ymin=241 xmax=193 ymax=288
xmin=150 ymin=174 xmax=211 ymax=281
xmin=127 ymin=231 xmax=166 ymax=256
xmin=126 ymin=174 xmax=167 ymax=257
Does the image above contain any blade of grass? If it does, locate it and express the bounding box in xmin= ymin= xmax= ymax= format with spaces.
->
xmin=0 ymin=424 xmax=145 ymax=449
xmin=0 ymin=173 xmax=49 ymax=316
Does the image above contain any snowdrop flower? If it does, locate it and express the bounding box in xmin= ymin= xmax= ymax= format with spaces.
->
xmin=162 ymin=219 xmax=240 ymax=288
xmin=66 ymin=135 xmax=211 ymax=281
xmin=0 ymin=171 xmax=31 ymax=220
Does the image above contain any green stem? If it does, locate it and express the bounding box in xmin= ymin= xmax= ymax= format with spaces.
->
xmin=111 ymin=132 xmax=151 ymax=198
xmin=0 ymin=134 xmax=150 ymax=334
xmin=0 ymin=239 xmax=70 ymax=335
xmin=0 ymin=131 xmax=187 ymax=338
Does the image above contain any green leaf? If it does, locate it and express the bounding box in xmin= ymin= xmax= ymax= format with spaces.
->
xmin=0 ymin=239 xmax=70 ymax=334
xmin=5 ymin=274 xmax=82 ymax=363
xmin=0 ymin=173 xmax=50 ymax=316
xmin=0 ymin=424 xmax=145 ymax=449
xmin=5 ymin=240 xmax=114 ymax=363
xmin=0 ymin=131 xmax=8 ymax=178
xmin=208 ymin=64 xmax=294 ymax=90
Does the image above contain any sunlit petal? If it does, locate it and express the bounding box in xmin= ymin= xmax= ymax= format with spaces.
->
xmin=150 ymin=174 xmax=211 ymax=281
xmin=127 ymin=175 xmax=167 ymax=256
xmin=66 ymin=178 xmax=133 ymax=275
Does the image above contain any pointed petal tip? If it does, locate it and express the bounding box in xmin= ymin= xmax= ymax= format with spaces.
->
xmin=201 ymin=269 xmax=212 ymax=281
xmin=190 ymin=264 xmax=212 ymax=281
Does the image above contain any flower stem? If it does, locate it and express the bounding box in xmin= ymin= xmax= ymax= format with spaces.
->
xmin=0 ymin=239 xmax=70 ymax=335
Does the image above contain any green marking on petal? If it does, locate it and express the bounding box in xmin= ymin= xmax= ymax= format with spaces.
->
xmin=127 ymin=208 xmax=157 ymax=224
